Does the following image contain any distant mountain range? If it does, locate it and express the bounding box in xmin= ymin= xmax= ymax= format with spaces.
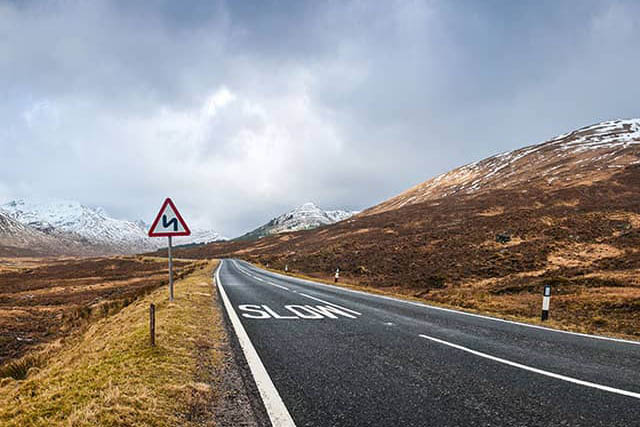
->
xmin=236 ymin=202 xmax=358 ymax=241
xmin=0 ymin=198 xmax=353 ymax=256
xmin=0 ymin=199 xmax=224 ymax=256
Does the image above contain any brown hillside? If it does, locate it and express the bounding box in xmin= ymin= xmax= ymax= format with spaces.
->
xmin=365 ymin=119 xmax=640 ymax=215
xmin=171 ymin=119 xmax=640 ymax=337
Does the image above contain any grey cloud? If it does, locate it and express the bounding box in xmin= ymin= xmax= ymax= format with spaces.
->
xmin=1 ymin=0 xmax=640 ymax=236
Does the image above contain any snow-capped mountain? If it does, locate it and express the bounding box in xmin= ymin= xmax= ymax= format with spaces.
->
xmin=0 ymin=209 xmax=27 ymax=236
xmin=0 ymin=207 xmax=91 ymax=256
xmin=0 ymin=209 xmax=47 ymax=248
xmin=366 ymin=118 xmax=640 ymax=215
xmin=1 ymin=199 xmax=225 ymax=254
xmin=237 ymin=202 xmax=358 ymax=240
xmin=1 ymin=199 xmax=158 ymax=253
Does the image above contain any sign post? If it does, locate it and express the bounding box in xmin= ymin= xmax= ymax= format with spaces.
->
xmin=168 ymin=235 xmax=174 ymax=300
xmin=148 ymin=198 xmax=191 ymax=302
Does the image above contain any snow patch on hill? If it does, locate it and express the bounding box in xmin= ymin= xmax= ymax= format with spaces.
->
xmin=1 ymin=199 xmax=158 ymax=252
xmin=238 ymin=202 xmax=358 ymax=240
xmin=367 ymin=118 xmax=640 ymax=215
xmin=1 ymin=199 xmax=225 ymax=253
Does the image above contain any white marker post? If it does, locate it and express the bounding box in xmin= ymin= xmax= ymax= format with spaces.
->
xmin=541 ymin=284 xmax=551 ymax=321
xmin=285 ymin=264 xmax=288 ymax=273
xmin=148 ymin=198 xmax=191 ymax=302
xmin=334 ymin=268 xmax=340 ymax=283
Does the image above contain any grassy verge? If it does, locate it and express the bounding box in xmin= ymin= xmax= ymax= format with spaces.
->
xmin=257 ymin=264 xmax=640 ymax=342
xmin=0 ymin=259 xmax=227 ymax=426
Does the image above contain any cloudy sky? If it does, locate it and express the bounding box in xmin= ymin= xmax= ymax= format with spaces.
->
xmin=1 ymin=0 xmax=640 ymax=236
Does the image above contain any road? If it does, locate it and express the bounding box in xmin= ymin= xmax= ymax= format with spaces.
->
xmin=215 ymin=259 xmax=640 ymax=426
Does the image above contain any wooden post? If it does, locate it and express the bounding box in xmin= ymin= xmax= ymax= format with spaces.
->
xmin=150 ymin=303 xmax=156 ymax=347
xmin=168 ymin=235 xmax=174 ymax=302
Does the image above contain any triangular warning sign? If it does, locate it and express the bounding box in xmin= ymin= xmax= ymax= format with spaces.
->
xmin=148 ymin=198 xmax=191 ymax=237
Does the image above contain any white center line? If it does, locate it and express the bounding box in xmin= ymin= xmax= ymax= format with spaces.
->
xmin=234 ymin=262 xmax=290 ymax=291
xmin=419 ymin=333 xmax=640 ymax=400
xmin=239 ymin=263 xmax=362 ymax=315
xmin=265 ymin=281 xmax=290 ymax=291
xmin=242 ymin=260 xmax=640 ymax=346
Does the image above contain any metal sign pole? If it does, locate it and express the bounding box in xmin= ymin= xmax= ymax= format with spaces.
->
xmin=168 ymin=235 xmax=174 ymax=302
xmin=149 ymin=198 xmax=189 ymax=302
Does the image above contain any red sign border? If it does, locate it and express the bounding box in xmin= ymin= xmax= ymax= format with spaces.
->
xmin=148 ymin=198 xmax=191 ymax=237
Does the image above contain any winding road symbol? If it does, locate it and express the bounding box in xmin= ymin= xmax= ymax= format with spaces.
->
xmin=162 ymin=214 xmax=179 ymax=232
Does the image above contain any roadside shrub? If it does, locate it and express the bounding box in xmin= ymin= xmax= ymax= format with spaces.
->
xmin=410 ymin=274 xmax=446 ymax=289
xmin=592 ymin=316 xmax=608 ymax=327
xmin=355 ymin=265 xmax=369 ymax=275
xmin=539 ymin=276 xmax=575 ymax=294
xmin=0 ymin=356 xmax=41 ymax=380
xmin=541 ymin=276 xmax=573 ymax=287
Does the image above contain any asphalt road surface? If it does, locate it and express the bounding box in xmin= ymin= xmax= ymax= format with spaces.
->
xmin=215 ymin=259 xmax=640 ymax=426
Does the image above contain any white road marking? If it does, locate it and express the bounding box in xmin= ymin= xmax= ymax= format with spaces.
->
xmin=239 ymin=261 xmax=640 ymax=347
xmin=419 ymin=333 xmax=640 ymax=400
xmin=306 ymin=305 xmax=358 ymax=319
xmin=238 ymin=304 xmax=359 ymax=320
xmin=234 ymin=261 xmax=290 ymax=291
xmin=262 ymin=305 xmax=298 ymax=319
xmin=238 ymin=304 xmax=272 ymax=319
xmin=215 ymin=261 xmax=297 ymax=427
xmin=285 ymin=305 xmax=324 ymax=319
xmin=266 ymin=281 xmax=290 ymax=291
xmin=298 ymin=292 xmax=362 ymax=316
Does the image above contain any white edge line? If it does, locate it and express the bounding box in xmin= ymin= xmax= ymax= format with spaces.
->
xmin=215 ymin=260 xmax=297 ymax=427
xmin=418 ymin=333 xmax=640 ymax=400
xmin=239 ymin=260 xmax=640 ymax=347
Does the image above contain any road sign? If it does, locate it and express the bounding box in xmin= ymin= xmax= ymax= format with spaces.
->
xmin=148 ymin=198 xmax=190 ymax=302
xmin=148 ymin=198 xmax=191 ymax=237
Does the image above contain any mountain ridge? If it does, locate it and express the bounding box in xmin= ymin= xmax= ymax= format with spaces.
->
xmin=236 ymin=202 xmax=357 ymax=241
xmin=366 ymin=118 xmax=640 ymax=215
xmin=0 ymin=199 xmax=224 ymax=255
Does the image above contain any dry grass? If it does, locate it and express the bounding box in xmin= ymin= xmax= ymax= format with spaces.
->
xmin=477 ymin=206 xmax=505 ymax=217
xmin=548 ymin=243 xmax=624 ymax=268
xmin=0 ymin=256 xmax=197 ymax=365
xmin=0 ymin=260 xmax=226 ymax=426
